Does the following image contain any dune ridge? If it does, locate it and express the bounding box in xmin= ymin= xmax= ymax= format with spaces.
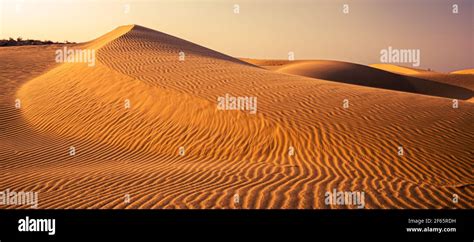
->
xmin=1 ymin=25 xmax=473 ymax=208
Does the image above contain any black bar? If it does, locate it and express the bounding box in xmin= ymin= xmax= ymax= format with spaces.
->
xmin=0 ymin=209 xmax=471 ymax=241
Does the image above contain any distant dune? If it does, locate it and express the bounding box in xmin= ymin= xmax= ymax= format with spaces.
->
xmin=369 ymin=64 xmax=432 ymax=75
xmin=451 ymin=69 xmax=474 ymax=75
xmin=1 ymin=25 xmax=473 ymax=209
xmin=369 ymin=64 xmax=474 ymax=102
xmin=243 ymin=59 xmax=473 ymax=100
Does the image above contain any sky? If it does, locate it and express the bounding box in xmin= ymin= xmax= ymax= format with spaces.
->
xmin=0 ymin=0 xmax=472 ymax=72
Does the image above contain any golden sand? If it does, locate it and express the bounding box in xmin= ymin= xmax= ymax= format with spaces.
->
xmin=1 ymin=25 xmax=472 ymax=208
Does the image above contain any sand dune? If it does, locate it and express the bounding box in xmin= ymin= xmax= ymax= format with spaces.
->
xmin=242 ymin=59 xmax=473 ymax=100
xmin=370 ymin=64 xmax=433 ymax=75
xmin=369 ymin=64 xmax=474 ymax=102
xmin=414 ymin=73 xmax=474 ymax=92
xmin=451 ymin=69 xmax=474 ymax=75
xmin=1 ymin=25 xmax=473 ymax=209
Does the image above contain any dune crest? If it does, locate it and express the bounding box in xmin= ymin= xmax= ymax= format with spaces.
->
xmin=81 ymin=25 xmax=135 ymax=50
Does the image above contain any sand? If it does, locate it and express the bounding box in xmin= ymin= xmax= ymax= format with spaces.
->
xmin=241 ymin=59 xmax=473 ymax=100
xmin=451 ymin=69 xmax=474 ymax=75
xmin=369 ymin=64 xmax=474 ymax=103
xmin=370 ymin=64 xmax=433 ymax=75
xmin=0 ymin=25 xmax=473 ymax=209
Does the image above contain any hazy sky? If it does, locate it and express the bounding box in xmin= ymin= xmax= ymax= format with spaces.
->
xmin=0 ymin=0 xmax=472 ymax=72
